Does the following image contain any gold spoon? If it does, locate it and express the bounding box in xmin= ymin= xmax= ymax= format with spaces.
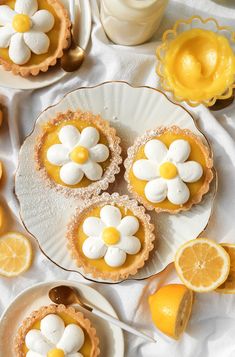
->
xmin=49 ymin=285 xmax=156 ymax=343
xmin=60 ymin=0 xmax=85 ymax=72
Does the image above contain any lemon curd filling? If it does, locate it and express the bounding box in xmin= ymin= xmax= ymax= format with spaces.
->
xmin=12 ymin=14 xmax=31 ymax=33
xmin=102 ymin=227 xmax=120 ymax=245
xmin=163 ymin=28 xmax=235 ymax=102
xmin=47 ymin=349 xmax=65 ymax=357
xmin=129 ymin=132 xmax=207 ymax=210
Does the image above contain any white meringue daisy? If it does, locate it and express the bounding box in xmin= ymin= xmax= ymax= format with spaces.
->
xmin=47 ymin=125 xmax=110 ymax=185
xmin=133 ymin=139 xmax=203 ymax=205
xmin=25 ymin=314 xmax=85 ymax=357
xmin=0 ymin=0 xmax=55 ymax=65
xmin=82 ymin=205 xmax=141 ymax=267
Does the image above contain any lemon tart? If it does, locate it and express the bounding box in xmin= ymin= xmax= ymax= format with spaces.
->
xmin=67 ymin=193 xmax=155 ymax=281
xmin=35 ymin=110 xmax=122 ymax=198
xmin=124 ymin=126 xmax=213 ymax=214
xmin=14 ymin=304 xmax=100 ymax=357
xmin=0 ymin=0 xmax=70 ymax=76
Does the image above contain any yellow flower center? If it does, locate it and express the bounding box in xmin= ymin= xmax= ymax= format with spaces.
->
xmin=159 ymin=162 xmax=178 ymax=179
xmin=12 ymin=14 xmax=31 ymax=33
xmin=47 ymin=349 xmax=65 ymax=357
xmin=70 ymin=146 xmax=89 ymax=164
xmin=102 ymin=227 xmax=120 ymax=245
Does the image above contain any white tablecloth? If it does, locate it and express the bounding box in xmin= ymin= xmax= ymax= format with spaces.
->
xmin=1 ymin=0 xmax=235 ymax=356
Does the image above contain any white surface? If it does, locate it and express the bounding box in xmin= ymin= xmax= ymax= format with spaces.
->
xmin=15 ymin=82 xmax=216 ymax=283
xmin=0 ymin=0 xmax=91 ymax=90
xmin=0 ymin=280 xmax=124 ymax=357
xmin=1 ymin=0 xmax=235 ymax=357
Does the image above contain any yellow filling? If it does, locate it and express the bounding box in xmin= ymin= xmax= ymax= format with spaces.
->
xmin=47 ymin=349 xmax=65 ymax=357
xmin=12 ymin=14 xmax=31 ymax=33
xmin=70 ymin=146 xmax=89 ymax=164
xmin=129 ymin=132 xmax=207 ymax=210
xmin=76 ymin=205 xmax=145 ymax=272
xmin=159 ymin=161 xmax=178 ymax=179
xmin=102 ymin=227 xmax=120 ymax=245
xmin=163 ymin=29 xmax=235 ymax=102
xmin=39 ymin=118 xmax=110 ymax=188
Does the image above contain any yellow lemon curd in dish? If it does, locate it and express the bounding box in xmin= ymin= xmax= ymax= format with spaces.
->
xmin=163 ymin=28 xmax=235 ymax=102
xmin=23 ymin=312 xmax=92 ymax=357
xmin=39 ymin=119 xmax=110 ymax=188
xmin=129 ymin=132 xmax=207 ymax=211
xmin=76 ymin=205 xmax=145 ymax=272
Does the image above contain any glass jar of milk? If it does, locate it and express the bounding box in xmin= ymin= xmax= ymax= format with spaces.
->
xmin=100 ymin=0 xmax=169 ymax=45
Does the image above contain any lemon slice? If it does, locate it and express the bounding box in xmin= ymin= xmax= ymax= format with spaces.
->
xmin=216 ymin=243 xmax=235 ymax=294
xmin=0 ymin=232 xmax=33 ymax=277
xmin=148 ymin=284 xmax=193 ymax=339
xmin=175 ymin=238 xmax=230 ymax=292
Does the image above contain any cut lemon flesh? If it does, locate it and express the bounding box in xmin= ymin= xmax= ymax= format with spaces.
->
xmin=0 ymin=232 xmax=32 ymax=277
xmin=216 ymin=244 xmax=235 ymax=294
xmin=148 ymin=284 xmax=193 ymax=339
xmin=175 ymin=238 xmax=230 ymax=292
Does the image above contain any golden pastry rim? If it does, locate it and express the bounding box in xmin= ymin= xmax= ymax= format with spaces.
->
xmin=34 ymin=109 xmax=122 ymax=199
xmin=0 ymin=0 xmax=71 ymax=77
xmin=124 ymin=125 xmax=214 ymax=214
xmin=66 ymin=192 xmax=156 ymax=282
xmin=14 ymin=304 xmax=100 ymax=357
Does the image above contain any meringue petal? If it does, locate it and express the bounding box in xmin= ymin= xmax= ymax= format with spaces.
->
xmin=90 ymin=144 xmax=109 ymax=163
xmin=133 ymin=159 xmax=158 ymax=181
xmin=58 ymin=125 xmax=80 ymax=149
xmin=144 ymin=178 xmax=167 ymax=203
xmin=15 ymin=0 xmax=38 ymax=15
xmin=0 ymin=26 xmax=14 ymax=48
xmin=82 ymin=237 xmax=107 ymax=259
xmin=144 ymin=139 xmax=168 ymax=163
xmin=118 ymin=216 xmax=139 ymax=236
xmin=69 ymin=354 xmax=84 ymax=357
xmin=26 ymin=351 xmax=43 ymax=357
xmin=0 ymin=6 xmax=16 ymax=26
xmin=25 ymin=330 xmax=52 ymax=354
xmin=82 ymin=161 xmax=103 ymax=181
xmin=40 ymin=314 xmax=64 ymax=345
xmin=24 ymin=31 xmax=49 ymax=55
xmin=168 ymin=140 xmax=191 ymax=163
xmin=57 ymin=324 xmax=84 ymax=353
xmin=47 ymin=144 xmax=69 ymax=166
xmin=83 ymin=217 xmax=104 ymax=237
xmin=116 ymin=236 xmax=141 ymax=255
xmin=60 ymin=162 xmax=84 ymax=185
xmin=167 ymin=177 xmax=190 ymax=205
xmin=100 ymin=205 xmax=122 ymax=227
xmin=78 ymin=127 xmax=100 ymax=148
xmin=177 ymin=161 xmax=203 ymax=183
xmin=31 ymin=10 xmax=55 ymax=32
xmin=105 ymin=247 xmax=126 ymax=267
xmin=9 ymin=33 xmax=31 ymax=65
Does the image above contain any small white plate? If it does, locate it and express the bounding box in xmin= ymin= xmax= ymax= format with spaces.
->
xmin=0 ymin=280 xmax=124 ymax=357
xmin=15 ymin=81 xmax=217 ymax=283
xmin=0 ymin=0 xmax=91 ymax=90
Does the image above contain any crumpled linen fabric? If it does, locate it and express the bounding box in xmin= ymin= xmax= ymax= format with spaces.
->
xmin=0 ymin=0 xmax=235 ymax=356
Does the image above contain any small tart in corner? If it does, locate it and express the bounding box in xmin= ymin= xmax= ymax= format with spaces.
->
xmin=124 ymin=126 xmax=213 ymax=214
xmin=66 ymin=193 xmax=155 ymax=282
xmin=14 ymin=304 xmax=100 ymax=357
xmin=0 ymin=0 xmax=71 ymax=77
xmin=34 ymin=110 xmax=122 ymax=199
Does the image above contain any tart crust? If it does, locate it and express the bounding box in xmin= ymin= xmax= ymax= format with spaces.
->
xmin=124 ymin=126 xmax=214 ymax=214
xmin=14 ymin=304 xmax=100 ymax=357
xmin=34 ymin=109 xmax=122 ymax=199
xmin=67 ymin=192 xmax=155 ymax=282
xmin=0 ymin=0 xmax=71 ymax=77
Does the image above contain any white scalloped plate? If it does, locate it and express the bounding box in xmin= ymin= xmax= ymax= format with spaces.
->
xmin=15 ymin=81 xmax=217 ymax=283
xmin=0 ymin=0 xmax=91 ymax=90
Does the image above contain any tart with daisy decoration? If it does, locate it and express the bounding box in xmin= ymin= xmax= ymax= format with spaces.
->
xmin=35 ymin=110 xmax=122 ymax=198
xmin=0 ymin=0 xmax=70 ymax=76
xmin=124 ymin=126 xmax=213 ymax=214
xmin=14 ymin=304 xmax=100 ymax=357
xmin=67 ymin=193 xmax=155 ymax=281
